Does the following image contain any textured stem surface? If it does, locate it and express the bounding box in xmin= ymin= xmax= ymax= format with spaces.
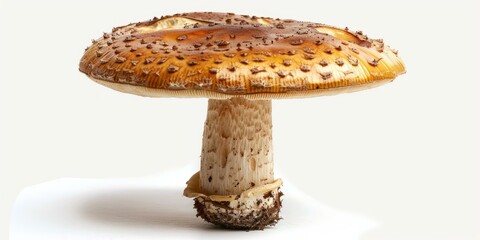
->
xmin=200 ymin=97 xmax=274 ymax=195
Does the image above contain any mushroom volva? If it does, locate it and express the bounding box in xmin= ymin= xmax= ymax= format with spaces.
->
xmin=79 ymin=12 xmax=405 ymax=230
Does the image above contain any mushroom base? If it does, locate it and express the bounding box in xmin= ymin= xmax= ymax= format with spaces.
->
xmin=193 ymin=189 xmax=283 ymax=230
xmin=184 ymin=172 xmax=283 ymax=230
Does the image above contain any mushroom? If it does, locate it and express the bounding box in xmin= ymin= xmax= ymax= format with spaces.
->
xmin=79 ymin=12 xmax=406 ymax=230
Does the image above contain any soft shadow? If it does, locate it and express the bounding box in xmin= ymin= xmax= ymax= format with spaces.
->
xmin=81 ymin=187 xmax=216 ymax=230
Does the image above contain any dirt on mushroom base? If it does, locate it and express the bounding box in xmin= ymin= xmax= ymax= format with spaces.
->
xmin=194 ymin=190 xmax=283 ymax=230
xmin=184 ymin=172 xmax=284 ymax=230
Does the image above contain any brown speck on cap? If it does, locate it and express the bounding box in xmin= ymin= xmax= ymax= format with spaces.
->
xmin=188 ymin=61 xmax=198 ymax=66
xmin=115 ymin=57 xmax=126 ymax=63
xmin=99 ymin=58 xmax=109 ymax=64
xmin=250 ymin=67 xmax=266 ymax=74
xmin=368 ymin=58 xmax=382 ymax=66
xmin=158 ymin=57 xmax=168 ymax=64
xmin=216 ymin=40 xmax=230 ymax=47
xmin=300 ymin=64 xmax=311 ymax=72
xmin=290 ymin=39 xmax=304 ymax=46
xmin=287 ymin=50 xmax=296 ymax=56
xmin=167 ymin=64 xmax=179 ymax=73
xmin=263 ymin=52 xmax=272 ymax=57
xmin=347 ymin=55 xmax=358 ymax=66
xmin=350 ymin=47 xmax=359 ymax=54
xmin=335 ymin=58 xmax=344 ymax=66
xmin=320 ymin=72 xmax=333 ymax=80
xmin=145 ymin=57 xmax=155 ymax=64
xmin=276 ymin=70 xmax=287 ymax=78
xmin=123 ymin=35 xmax=135 ymax=42
xmin=80 ymin=12 xmax=405 ymax=99
xmin=224 ymin=53 xmax=235 ymax=58
xmin=304 ymin=54 xmax=315 ymax=60
xmin=319 ymin=59 xmax=328 ymax=67
xmin=177 ymin=35 xmax=187 ymax=41
xmin=303 ymin=48 xmax=315 ymax=54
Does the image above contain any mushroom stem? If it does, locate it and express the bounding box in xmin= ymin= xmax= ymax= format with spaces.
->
xmin=200 ymin=97 xmax=274 ymax=195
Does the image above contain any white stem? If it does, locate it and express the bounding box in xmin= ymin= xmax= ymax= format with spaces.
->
xmin=200 ymin=98 xmax=274 ymax=196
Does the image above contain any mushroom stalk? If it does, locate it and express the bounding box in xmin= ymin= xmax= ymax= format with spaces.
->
xmin=200 ymin=97 xmax=274 ymax=195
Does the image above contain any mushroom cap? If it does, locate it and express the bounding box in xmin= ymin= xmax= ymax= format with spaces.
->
xmin=79 ymin=12 xmax=405 ymax=99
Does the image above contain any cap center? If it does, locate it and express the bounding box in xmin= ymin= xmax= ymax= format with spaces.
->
xmin=137 ymin=17 xmax=207 ymax=33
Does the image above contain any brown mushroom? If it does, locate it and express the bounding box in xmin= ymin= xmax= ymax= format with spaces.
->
xmin=79 ymin=12 xmax=406 ymax=230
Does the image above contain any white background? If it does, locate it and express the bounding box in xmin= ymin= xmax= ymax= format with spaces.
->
xmin=1 ymin=0 xmax=479 ymax=239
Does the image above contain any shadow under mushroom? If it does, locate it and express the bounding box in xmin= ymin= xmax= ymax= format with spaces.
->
xmin=80 ymin=187 xmax=218 ymax=230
